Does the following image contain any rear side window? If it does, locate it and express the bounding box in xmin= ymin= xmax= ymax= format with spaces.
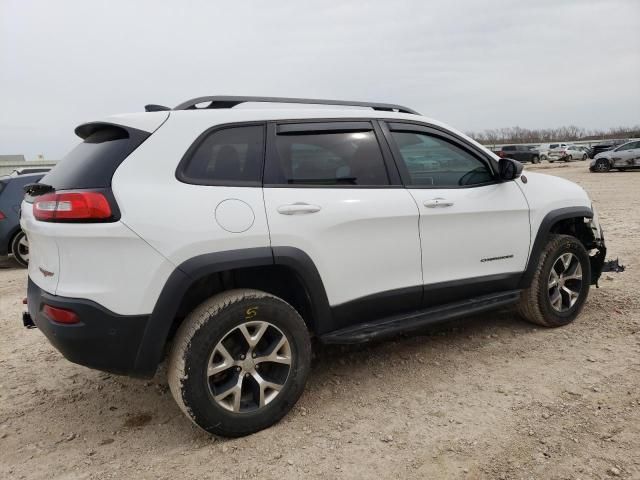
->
xmin=267 ymin=130 xmax=389 ymax=186
xmin=42 ymin=125 xmax=149 ymax=190
xmin=179 ymin=125 xmax=265 ymax=185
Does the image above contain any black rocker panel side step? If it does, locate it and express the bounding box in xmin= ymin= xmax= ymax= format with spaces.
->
xmin=320 ymin=290 xmax=521 ymax=345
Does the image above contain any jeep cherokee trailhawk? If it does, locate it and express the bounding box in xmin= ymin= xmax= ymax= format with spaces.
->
xmin=21 ymin=96 xmax=606 ymax=437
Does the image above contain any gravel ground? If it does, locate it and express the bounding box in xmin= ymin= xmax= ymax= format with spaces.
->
xmin=1 ymin=162 xmax=639 ymax=480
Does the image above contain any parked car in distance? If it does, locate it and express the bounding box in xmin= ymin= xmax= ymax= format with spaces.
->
xmin=21 ymin=95 xmax=606 ymax=437
xmin=0 ymin=172 xmax=44 ymax=267
xmin=590 ymin=139 xmax=629 ymax=159
xmin=528 ymin=145 xmax=547 ymax=161
xmin=549 ymin=143 xmax=568 ymax=150
xmin=496 ymin=145 xmax=540 ymax=163
xmin=548 ymin=145 xmax=588 ymax=162
xmin=590 ymin=140 xmax=640 ymax=172
xmin=577 ymin=146 xmax=593 ymax=158
xmin=530 ymin=144 xmax=549 ymax=161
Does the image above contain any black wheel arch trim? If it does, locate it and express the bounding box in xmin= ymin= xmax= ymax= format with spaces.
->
xmin=133 ymin=246 xmax=332 ymax=376
xmin=518 ymin=206 xmax=594 ymax=289
xmin=134 ymin=207 xmax=599 ymax=376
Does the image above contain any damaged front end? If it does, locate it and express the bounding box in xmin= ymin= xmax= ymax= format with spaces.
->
xmin=584 ymin=207 xmax=607 ymax=285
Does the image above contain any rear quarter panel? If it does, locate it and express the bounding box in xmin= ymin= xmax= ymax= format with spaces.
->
xmin=21 ymin=202 xmax=174 ymax=315
xmin=111 ymin=114 xmax=271 ymax=267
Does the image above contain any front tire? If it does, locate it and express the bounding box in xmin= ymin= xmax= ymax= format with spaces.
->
xmin=10 ymin=231 xmax=29 ymax=268
xmin=594 ymin=158 xmax=610 ymax=172
xmin=168 ymin=289 xmax=311 ymax=437
xmin=532 ymin=155 xmax=540 ymax=164
xmin=518 ymin=234 xmax=590 ymax=327
xmin=582 ymin=154 xmax=587 ymax=160
xmin=565 ymin=155 xmax=573 ymax=162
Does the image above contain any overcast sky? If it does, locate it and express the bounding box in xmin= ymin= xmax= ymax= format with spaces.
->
xmin=1 ymin=0 xmax=639 ymax=160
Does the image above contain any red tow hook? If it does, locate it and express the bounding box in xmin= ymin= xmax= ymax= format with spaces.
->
xmin=22 ymin=297 xmax=36 ymax=329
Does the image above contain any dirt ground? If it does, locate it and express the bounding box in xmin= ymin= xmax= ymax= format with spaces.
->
xmin=1 ymin=162 xmax=639 ymax=480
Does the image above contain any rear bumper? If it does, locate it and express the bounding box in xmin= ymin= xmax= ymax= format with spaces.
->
xmin=27 ymin=277 xmax=151 ymax=377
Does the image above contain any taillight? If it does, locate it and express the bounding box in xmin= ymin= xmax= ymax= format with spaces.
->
xmin=498 ymin=151 xmax=505 ymax=158
xmin=33 ymin=191 xmax=113 ymax=222
xmin=43 ymin=304 xmax=80 ymax=324
xmin=0 ymin=210 xmax=5 ymax=220
xmin=558 ymin=150 xmax=566 ymax=155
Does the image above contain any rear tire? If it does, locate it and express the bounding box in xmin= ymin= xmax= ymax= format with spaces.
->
xmin=168 ymin=289 xmax=311 ymax=437
xmin=10 ymin=231 xmax=29 ymax=268
xmin=518 ymin=234 xmax=590 ymax=327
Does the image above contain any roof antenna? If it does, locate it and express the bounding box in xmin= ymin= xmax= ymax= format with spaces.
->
xmin=145 ymin=104 xmax=171 ymax=112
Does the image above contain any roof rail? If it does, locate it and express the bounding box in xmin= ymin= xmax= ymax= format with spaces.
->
xmin=172 ymin=96 xmax=420 ymax=115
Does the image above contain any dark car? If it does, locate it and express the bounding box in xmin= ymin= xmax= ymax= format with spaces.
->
xmin=590 ymin=139 xmax=629 ymax=159
xmin=496 ymin=145 xmax=541 ymax=163
xmin=0 ymin=173 xmax=43 ymax=267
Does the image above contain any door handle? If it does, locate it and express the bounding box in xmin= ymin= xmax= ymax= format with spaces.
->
xmin=423 ymin=198 xmax=454 ymax=208
xmin=277 ymin=203 xmax=322 ymax=215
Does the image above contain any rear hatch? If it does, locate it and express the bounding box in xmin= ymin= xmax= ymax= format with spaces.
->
xmin=21 ymin=112 xmax=169 ymax=294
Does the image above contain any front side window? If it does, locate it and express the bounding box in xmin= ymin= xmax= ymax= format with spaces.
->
xmin=616 ymin=142 xmax=637 ymax=151
xmin=270 ymin=130 xmax=389 ymax=186
xmin=391 ymin=131 xmax=494 ymax=187
xmin=180 ymin=125 xmax=264 ymax=185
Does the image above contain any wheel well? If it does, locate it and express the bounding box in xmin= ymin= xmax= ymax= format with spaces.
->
xmin=549 ymin=216 xmax=596 ymax=249
xmin=549 ymin=215 xmax=606 ymax=285
xmin=169 ymin=265 xmax=315 ymax=340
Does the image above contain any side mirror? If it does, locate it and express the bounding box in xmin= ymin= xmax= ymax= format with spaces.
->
xmin=498 ymin=158 xmax=523 ymax=181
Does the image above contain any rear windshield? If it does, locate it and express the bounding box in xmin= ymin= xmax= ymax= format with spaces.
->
xmin=42 ymin=125 xmax=149 ymax=190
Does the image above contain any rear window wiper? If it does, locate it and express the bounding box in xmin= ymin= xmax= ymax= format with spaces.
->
xmin=24 ymin=183 xmax=54 ymax=196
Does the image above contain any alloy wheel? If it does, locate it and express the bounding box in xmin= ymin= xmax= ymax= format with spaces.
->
xmin=17 ymin=235 xmax=29 ymax=263
xmin=548 ymin=253 xmax=583 ymax=312
xmin=206 ymin=320 xmax=292 ymax=413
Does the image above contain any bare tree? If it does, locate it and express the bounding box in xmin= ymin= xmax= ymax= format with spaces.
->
xmin=467 ymin=125 xmax=640 ymax=145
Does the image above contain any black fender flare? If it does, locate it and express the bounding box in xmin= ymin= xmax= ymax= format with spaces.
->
xmin=518 ymin=206 xmax=593 ymax=288
xmin=132 ymin=247 xmax=331 ymax=376
xmin=272 ymin=246 xmax=333 ymax=333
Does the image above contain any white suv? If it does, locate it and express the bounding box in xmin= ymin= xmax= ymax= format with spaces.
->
xmin=21 ymin=96 xmax=606 ymax=437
